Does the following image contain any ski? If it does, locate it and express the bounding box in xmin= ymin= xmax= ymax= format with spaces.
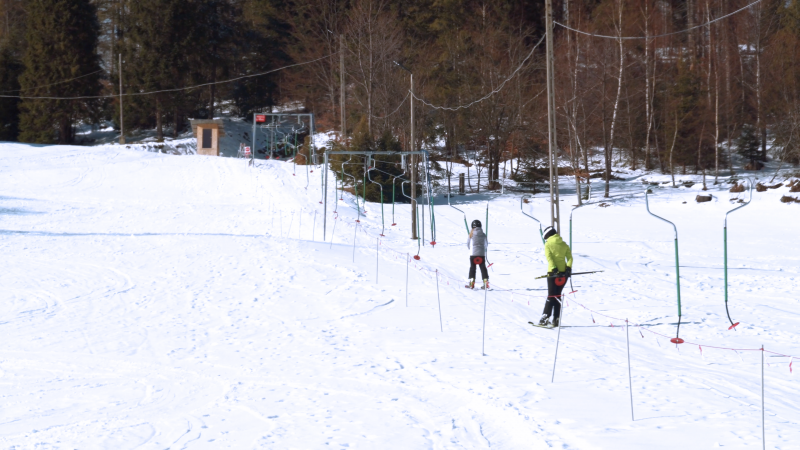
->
xmin=528 ymin=321 xmax=556 ymax=329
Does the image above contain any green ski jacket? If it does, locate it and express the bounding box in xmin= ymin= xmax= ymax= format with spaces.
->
xmin=545 ymin=234 xmax=573 ymax=273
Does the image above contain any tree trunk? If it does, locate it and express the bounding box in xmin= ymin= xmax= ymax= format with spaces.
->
xmin=156 ymin=96 xmax=163 ymax=142
xmin=644 ymin=1 xmax=653 ymax=171
xmin=669 ymin=115 xmax=678 ymax=187
xmin=173 ymin=106 xmax=179 ymax=138
xmin=606 ymin=0 xmax=625 ymax=198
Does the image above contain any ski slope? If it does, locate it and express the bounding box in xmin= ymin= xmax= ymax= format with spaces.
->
xmin=0 ymin=143 xmax=798 ymax=449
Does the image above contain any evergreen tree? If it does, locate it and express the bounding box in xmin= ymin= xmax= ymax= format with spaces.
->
xmin=18 ymin=0 xmax=102 ymax=144
xmin=737 ymin=124 xmax=762 ymax=167
xmin=125 ymin=0 xmax=194 ymax=141
xmin=231 ymin=0 xmax=289 ymax=117
xmin=0 ymin=45 xmax=23 ymax=141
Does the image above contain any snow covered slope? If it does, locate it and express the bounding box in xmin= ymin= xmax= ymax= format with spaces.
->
xmin=0 ymin=142 xmax=798 ymax=449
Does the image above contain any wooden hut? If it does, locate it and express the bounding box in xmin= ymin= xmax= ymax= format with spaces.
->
xmin=190 ymin=119 xmax=226 ymax=156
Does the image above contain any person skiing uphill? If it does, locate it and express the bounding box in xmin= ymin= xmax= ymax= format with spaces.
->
xmin=538 ymin=225 xmax=573 ymax=327
xmin=465 ymin=219 xmax=489 ymax=290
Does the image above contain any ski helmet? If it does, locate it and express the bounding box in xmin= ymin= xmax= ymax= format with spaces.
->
xmin=471 ymin=219 xmax=482 ymax=229
xmin=543 ymin=226 xmax=557 ymax=240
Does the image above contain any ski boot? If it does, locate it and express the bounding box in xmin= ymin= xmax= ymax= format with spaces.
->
xmin=551 ymin=317 xmax=559 ymax=327
xmin=465 ymin=278 xmax=475 ymax=289
xmin=538 ymin=314 xmax=550 ymax=326
xmin=480 ymin=279 xmax=489 ymax=290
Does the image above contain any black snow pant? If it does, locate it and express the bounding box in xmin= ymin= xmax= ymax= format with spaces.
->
xmin=543 ymin=275 xmax=568 ymax=319
xmin=468 ymin=255 xmax=489 ymax=280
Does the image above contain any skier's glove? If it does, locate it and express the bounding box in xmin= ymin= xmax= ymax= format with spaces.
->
xmin=565 ymin=267 xmax=572 ymax=277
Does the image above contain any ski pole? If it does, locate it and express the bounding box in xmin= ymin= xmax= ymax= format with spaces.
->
xmin=535 ymin=270 xmax=604 ymax=280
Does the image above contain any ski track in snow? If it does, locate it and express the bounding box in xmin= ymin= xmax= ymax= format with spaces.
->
xmin=0 ymin=142 xmax=798 ymax=448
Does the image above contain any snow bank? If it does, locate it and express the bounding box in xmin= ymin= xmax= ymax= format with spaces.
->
xmin=0 ymin=142 xmax=798 ymax=448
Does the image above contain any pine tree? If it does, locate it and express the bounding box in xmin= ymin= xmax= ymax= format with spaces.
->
xmin=18 ymin=0 xmax=102 ymax=144
xmin=125 ymin=0 xmax=194 ymax=141
xmin=737 ymin=124 xmax=761 ymax=167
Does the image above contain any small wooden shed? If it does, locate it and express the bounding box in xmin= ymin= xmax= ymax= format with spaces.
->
xmin=190 ymin=119 xmax=226 ymax=156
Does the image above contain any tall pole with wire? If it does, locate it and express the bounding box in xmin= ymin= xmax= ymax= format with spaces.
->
xmin=545 ymin=0 xmax=560 ymax=231
xmin=411 ymin=71 xmax=417 ymax=240
xmin=395 ymin=62 xmax=417 ymax=240
xmin=340 ymin=36 xmax=346 ymax=142
xmin=119 ymin=54 xmax=125 ymax=145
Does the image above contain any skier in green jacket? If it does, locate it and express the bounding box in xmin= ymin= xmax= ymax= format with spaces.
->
xmin=537 ymin=225 xmax=573 ymax=327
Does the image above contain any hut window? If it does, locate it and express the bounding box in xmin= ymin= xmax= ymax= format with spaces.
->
xmin=202 ymin=128 xmax=212 ymax=148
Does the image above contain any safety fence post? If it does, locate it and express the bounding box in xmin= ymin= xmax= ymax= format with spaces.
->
xmin=626 ymin=318 xmax=634 ymax=421
xmin=352 ymin=222 xmax=358 ymax=262
xmin=376 ymin=238 xmax=379 ymax=284
xmin=329 ymin=216 xmax=337 ymax=249
xmin=482 ymin=285 xmax=488 ymax=356
xmin=551 ymin=296 xmax=563 ymax=382
xmin=405 ymin=253 xmax=409 ymax=307
xmin=762 ymin=345 xmax=765 ymax=450
xmin=436 ymin=270 xmax=443 ymax=332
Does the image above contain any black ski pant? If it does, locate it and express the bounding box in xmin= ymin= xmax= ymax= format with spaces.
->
xmin=468 ymin=255 xmax=489 ymax=280
xmin=542 ymin=275 xmax=568 ymax=319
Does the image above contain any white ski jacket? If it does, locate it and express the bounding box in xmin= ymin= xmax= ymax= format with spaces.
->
xmin=467 ymin=227 xmax=488 ymax=256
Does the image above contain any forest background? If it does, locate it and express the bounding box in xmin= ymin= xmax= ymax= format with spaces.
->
xmin=2 ymin=0 xmax=800 ymax=198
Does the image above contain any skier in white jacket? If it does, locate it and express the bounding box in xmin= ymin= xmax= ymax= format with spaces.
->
xmin=466 ymin=220 xmax=489 ymax=289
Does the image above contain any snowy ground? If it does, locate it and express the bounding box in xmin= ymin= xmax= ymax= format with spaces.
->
xmin=0 ymin=143 xmax=798 ymax=449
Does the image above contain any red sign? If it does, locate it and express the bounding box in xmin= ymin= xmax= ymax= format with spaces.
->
xmin=255 ymin=115 xmax=266 ymax=123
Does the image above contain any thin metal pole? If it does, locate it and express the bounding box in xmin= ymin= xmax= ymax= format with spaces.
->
xmin=323 ymin=151 xmax=328 ymax=240
xmin=313 ymin=210 xmax=317 ymax=241
xmin=340 ymin=36 xmax=346 ymax=141
xmin=482 ymin=285 xmax=488 ymax=356
xmin=329 ymin=217 xmax=337 ymax=249
xmin=436 ymin=270 xmax=443 ymax=332
xmin=405 ymin=253 xmax=409 ymax=307
xmin=626 ymin=318 xmax=634 ymax=421
xmin=119 ymin=54 xmax=125 ymax=145
xmin=410 ymin=72 xmax=417 ymax=240
xmin=376 ymin=238 xmax=379 ymax=284
xmin=551 ymin=296 xmax=563 ymax=383
xmin=762 ymin=345 xmax=765 ymax=450
xmin=352 ymin=222 xmax=358 ymax=262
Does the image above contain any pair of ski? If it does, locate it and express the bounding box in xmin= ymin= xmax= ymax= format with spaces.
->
xmin=528 ymin=321 xmax=557 ymax=329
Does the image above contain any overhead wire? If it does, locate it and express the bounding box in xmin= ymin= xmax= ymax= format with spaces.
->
xmin=555 ymin=0 xmax=764 ymax=40
xmin=410 ymin=34 xmax=546 ymax=112
xmin=0 ymin=53 xmax=337 ymax=100
xmin=0 ymin=69 xmax=105 ymax=94
xmin=371 ymin=92 xmax=410 ymax=119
